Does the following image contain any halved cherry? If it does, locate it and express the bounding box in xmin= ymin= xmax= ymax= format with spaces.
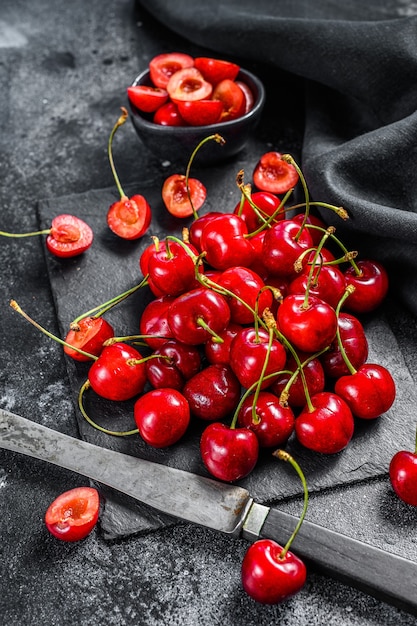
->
xmin=127 ymin=85 xmax=169 ymax=113
xmin=167 ymin=67 xmax=213 ymax=102
xmin=253 ymin=152 xmax=300 ymax=195
xmin=63 ymin=316 xmax=114 ymax=362
xmin=46 ymin=214 xmax=94 ymax=258
xmin=45 ymin=487 xmax=100 ymax=542
xmin=194 ymin=57 xmax=240 ymax=85
xmin=162 ymin=174 xmax=207 ymax=218
xmin=149 ymin=52 xmax=194 ymax=89
xmin=153 ymin=101 xmax=186 ymax=126
xmin=235 ymin=80 xmax=255 ymax=113
xmin=177 ymin=99 xmax=223 ymax=126
xmin=212 ymin=79 xmax=246 ymax=121
xmin=107 ymin=194 xmax=152 ymax=240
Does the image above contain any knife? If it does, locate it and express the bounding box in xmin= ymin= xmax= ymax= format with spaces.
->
xmin=1 ymin=408 xmax=416 ymax=615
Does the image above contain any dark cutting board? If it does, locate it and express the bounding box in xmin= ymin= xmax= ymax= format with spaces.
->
xmin=37 ymin=170 xmax=417 ymax=540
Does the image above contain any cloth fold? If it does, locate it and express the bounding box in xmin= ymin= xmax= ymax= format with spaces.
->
xmin=137 ymin=0 xmax=417 ymax=312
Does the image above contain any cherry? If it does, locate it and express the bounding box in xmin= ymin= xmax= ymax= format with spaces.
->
xmin=153 ymin=101 xmax=185 ymax=126
xmin=292 ymin=212 xmax=328 ymax=246
xmin=177 ymin=99 xmax=224 ymax=126
xmin=253 ymin=151 xmax=299 ymax=195
xmin=262 ymin=219 xmax=313 ymax=279
xmin=277 ymin=293 xmax=338 ymax=353
xmin=200 ymin=422 xmax=259 ymax=481
xmin=134 ymin=388 xmax=190 ymax=448
xmin=63 ymin=316 xmax=114 ymax=362
xmin=237 ymin=391 xmax=295 ymax=448
xmin=241 ymin=450 xmax=308 ymax=604
xmin=44 ymin=487 xmax=100 ymax=542
xmin=200 ymin=213 xmax=254 ymax=270
xmin=107 ymin=108 xmax=152 ymax=240
xmin=271 ymin=352 xmax=325 ymax=408
xmin=87 ymin=342 xmax=147 ymax=401
xmin=149 ymin=52 xmax=195 ymax=89
xmin=235 ymin=80 xmax=255 ymax=113
xmin=183 ymin=363 xmax=241 ymax=421
xmin=1 ymin=214 xmax=94 ymax=258
xmin=167 ymin=286 xmax=231 ymax=345
xmin=295 ymin=391 xmax=355 ymax=454
xmin=188 ymin=211 xmax=223 ymax=252
xmin=194 ymin=57 xmax=240 ymax=85
xmin=234 ymin=190 xmax=283 ymax=233
xmin=288 ymin=264 xmax=346 ymax=310
xmin=229 ymin=326 xmax=286 ymax=390
xmin=389 ymin=430 xmax=417 ymax=506
xmin=321 ymin=312 xmax=369 ymax=379
xmin=162 ymin=174 xmax=207 ymax=218
xmin=343 ymin=259 xmax=389 ymax=313
xmin=145 ymin=339 xmax=201 ymax=390
xmin=167 ymin=67 xmax=213 ymax=102
xmin=147 ymin=238 xmax=202 ymax=297
xmin=204 ymin=322 xmax=242 ymax=365
xmin=127 ymin=84 xmax=169 ymax=113
xmin=212 ymin=78 xmax=246 ymax=121
xmin=215 ymin=266 xmax=273 ymax=325
xmin=334 ymin=363 xmax=396 ymax=420
xmin=139 ymin=295 xmax=175 ymax=350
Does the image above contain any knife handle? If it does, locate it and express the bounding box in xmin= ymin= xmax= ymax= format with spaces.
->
xmin=259 ymin=505 xmax=417 ymax=616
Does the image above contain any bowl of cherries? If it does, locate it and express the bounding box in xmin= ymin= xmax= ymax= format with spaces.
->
xmin=127 ymin=52 xmax=265 ymax=165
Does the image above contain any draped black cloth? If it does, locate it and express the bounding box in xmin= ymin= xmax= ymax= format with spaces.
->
xmin=136 ymin=0 xmax=417 ymax=314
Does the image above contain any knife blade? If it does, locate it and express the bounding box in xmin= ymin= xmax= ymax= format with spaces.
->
xmin=1 ymin=407 xmax=416 ymax=616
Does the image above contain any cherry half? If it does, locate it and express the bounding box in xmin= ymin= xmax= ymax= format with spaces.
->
xmin=45 ymin=487 xmax=100 ymax=542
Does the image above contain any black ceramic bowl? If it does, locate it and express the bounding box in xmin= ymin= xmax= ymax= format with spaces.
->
xmin=128 ymin=67 xmax=265 ymax=166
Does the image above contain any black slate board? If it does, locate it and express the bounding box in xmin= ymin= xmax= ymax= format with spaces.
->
xmin=37 ymin=173 xmax=417 ymax=540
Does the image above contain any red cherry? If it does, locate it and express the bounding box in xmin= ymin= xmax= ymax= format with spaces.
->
xmin=139 ymin=295 xmax=175 ymax=350
xmin=167 ymin=286 xmax=231 ymax=345
xmin=344 ymin=259 xmax=389 ymax=313
xmin=149 ymin=52 xmax=194 ymax=89
xmin=145 ymin=339 xmax=201 ymax=390
xmin=277 ymin=293 xmax=338 ymax=353
xmin=147 ymin=239 xmax=202 ymax=296
xmin=200 ymin=422 xmax=259 ymax=481
xmin=44 ymin=487 xmax=100 ymax=542
xmin=88 ymin=342 xmax=147 ymax=401
xmin=237 ymin=391 xmax=295 ymax=448
xmin=321 ymin=312 xmax=369 ymax=379
xmin=212 ymin=79 xmax=246 ymax=121
xmin=200 ymin=213 xmax=254 ymax=270
xmin=153 ymin=101 xmax=186 ymax=126
xmin=271 ymin=353 xmax=326 ymax=408
xmin=234 ymin=190 xmax=283 ymax=233
xmin=262 ymin=219 xmax=313 ymax=279
xmin=177 ymin=99 xmax=224 ymax=126
xmin=204 ymin=322 xmax=242 ymax=365
xmin=288 ymin=264 xmax=346 ymax=309
xmin=127 ymin=84 xmax=169 ymax=113
xmin=241 ymin=539 xmax=306 ymax=604
xmin=162 ymin=174 xmax=207 ymax=218
xmin=253 ymin=152 xmax=299 ymax=195
xmin=107 ymin=194 xmax=152 ymax=240
xmin=235 ymin=80 xmax=255 ymax=113
xmin=134 ymin=388 xmax=190 ymax=448
xmin=167 ymin=67 xmax=213 ymax=102
xmin=295 ymin=391 xmax=355 ymax=454
xmin=229 ymin=326 xmax=287 ymax=390
xmin=46 ymin=214 xmax=94 ymax=258
xmin=188 ymin=211 xmax=223 ymax=252
xmin=292 ymin=212 xmax=328 ymax=246
xmin=193 ymin=57 xmax=240 ymax=85
xmin=63 ymin=316 xmax=114 ymax=362
xmin=215 ymin=266 xmax=273 ymax=325
xmin=183 ymin=364 xmax=241 ymax=421
xmin=389 ymin=450 xmax=417 ymax=506
xmin=334 ymin=363 xmax=396 ymax=419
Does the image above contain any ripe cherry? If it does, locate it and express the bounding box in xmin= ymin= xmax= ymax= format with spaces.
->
xmin=139 ymin=295 xmax=175 ymax=350
xmin=127 ymin=84 xmax=169 ymax=113
xmin=134 ymin=388 xmax=190 ymax=448
xmin=212 ymin=78 xmax=246 ymax=121
xmin=153 ymin=101 xmax=185 ymax=126
xmin=87 ymin=342 xmax=147 ymax=401
xmin=234 ymin=190 xmax=283 ymax=233
xmin=147 ymin=238 xmax=202 ymax=296
xmin=343 ymin=259 xmax=389 ymax=313
xmin=204 ymin=322 xmax=242 ymax=365
xmin=63 ymin=316 xmax=114 ymax=362
xmin=262 ymin=219 xmax=313 ymax=279
xmin=200 ymin=422 xmax=259 ymax=482
xmin=321 ymin=312 xmax=369 ymax=379
xmin=253 ymin=152 xmax=299 ymax=195
xmin=193 ymin=57 xmax=240 ymax=85
xmin=288 ymin=264 xmax=346 ymax=310
xmin=334 ymin=363 xmax=396 ymax=420
xmin=200 ymin=213 xmax=254 ymax=270
xmin=215 ymin=266 xmax=273 ymax=325
xmin=183 ymin=363 xmax=241 ymax=421
xmin=188 ymin=211 xmax=223 ymax=252
xmin=389 ymin=430 xmax=417 ymax=506
xmin=167 ymin=67 xmax=213 ymax=102
xmin=271 ymin=353 xmax=325 ymax=408
xmin=145 ymin=339 xmax=201 ymax=390
xmin=149 ymin=52 xmax=195 ymax=89
xmin=237 ymin=391 xmax=295 ymax=448
xmin=162 ymin=174 xmax=207 ymax=218
xmin=177 ymin=99 xmax=224 ymax=126
xmin=45 ymin=487 xmax=100 ymax=542
xmin=107 ymin=108 xmax=152 ymax=240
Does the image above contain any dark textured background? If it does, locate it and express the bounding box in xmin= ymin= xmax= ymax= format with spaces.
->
xmin=2 ymin=1 xmax=417 ymax=624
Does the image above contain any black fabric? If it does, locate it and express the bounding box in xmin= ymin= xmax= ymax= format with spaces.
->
xmin=136 ymin=0 xmax=417 ymax=313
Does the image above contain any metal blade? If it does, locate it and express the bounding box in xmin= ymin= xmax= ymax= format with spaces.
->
xmin=0 ymin=408 xmax=252 ymax=535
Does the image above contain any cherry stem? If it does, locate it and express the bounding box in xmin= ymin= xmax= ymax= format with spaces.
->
xmin=281 ymin=154 xmax=309 ymax=241
xmin=0 ymin=228 xmax=51 ymax=238
xmin=289 ymin=201 xmax=349 ymax=221
xmin=126 ymin=353 xmax=170 ymax=366
xmin=108 ymin=107 xmax=128 ymax=200
xmin=305 ymin=224 xmax=361 ymax=274
xmin=186 ymin=133 xmax=225 ymax=220
xmin=280 ymin=348 xmax=328 ymax=408
xmin=9 ymin=300 xmax=97 ymax=360
xmin=300 ymin=226 xmax=335 ymax=309
xmin=103 ymin=334 xmax=167 ymax=347
xmin=250 ymin=325 xmax=275 ymax=424
xmin=272 ymin=449 xmax=309 ymax=559
xmin=196 ymin=316 xmax=223 ymax=343
xmin=78 ymin=380 xmax=139 ymax=437
xmin=334 ymin=285 xmax=357 ymax=375
xmin=71 ymin=277 xmax=149 ymax=326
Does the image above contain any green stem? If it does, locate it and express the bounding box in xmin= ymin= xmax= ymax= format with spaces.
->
xmin=272 ymin=449 xmax=309 ymax=559
xmin=0 ymin=229 xmax=51 ymax=237
xmin=281 ymin=154 xmax=309 ymax=241
xmin=196 ymin=316 xmax=223 ymax=343
xmin=185 ymin=134 xmax=225 ymax=220
xmin=78 ymin=381 xmax=139 ymax=437
xmin=108 ymin=107 xmax=128 ymax=199
xmin=334 ymin=285 xmax=357 ymax=375
xmin=301 ymin=226 xmax=335 ymax=309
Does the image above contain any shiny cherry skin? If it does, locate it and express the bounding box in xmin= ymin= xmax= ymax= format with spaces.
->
xmin=344 ymin=259 xmax=389 ymax=313
xmin=204 ymin=322 xmax=242 ymax=365
xmin=253 ymin=152 xmax=300 ymax=195
xmin=200 ymin=422 xmax=259 ymax=481
xmin=139 ymin=295 xmax=175 ymax=350
xmin=229 ymin=326 xmax=287 ymax=390
xmin=194 ymin=57 xmax=240 ymax=85
xmin=241 ymin=539 xmax=307 ymax=604
xmin=63 ymin=316 xmax=114 ymax=362
xmin=262 ymin=219 xmax=313 ymax=279
xmin=237 ymin=391 xmax=295 ymax=448
xmin=321 ymin=312 xmax=369 ymax=379
xmin=145 ymin=339 xmax=201 ymax=390
xmin=134 ymin=388 xmax=190 ymax=448
xmin=153 ymin=101 xmax=185 ymax=126
xmin=389 ymin=450 xmax=417 ymax=506
xmin=334 ymin=363 xmax=396 ymax=419
xmin=177 ymin=99 xmax=223 ymax=126
xmin=183 ymin=364 xmax=241 ymax=421
xmin=167 ymin=286 xmax=230 ymax=345
xmin=188 ymin=211 xmax=223 ymax=252
xmin=271 ymin=353 xmax=326 ymax=408
xmin=45 ymin=487 xmax=100 ymax=542
xmin=139 ymin=239 xmax=167 ymax=297
xmin=88 ymin=342 xmax=147 ymax=401
xmin=277 ymin=293 xmax=338 ymax=353
xmin=292 ymin=212 xmax=328 ymax=246
xmin=215 ymin=266 xmax=273 ymax=325
xmin=200 ymin=213 xmax=254 ymax=270
xmin=147 ymin=239 xmax=202 ymax=297
xmin=288 ymin=264 xmax=346 ymax=310
xmin=46 ymin=214 xmax=94 ymax=258
xmin=212 ymin=78 xmax=246 ymax=121
xmin=295 ymin=391 xmax=355 ymax=454
xmin=234 ymin=191 xmax=283 ymax=233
